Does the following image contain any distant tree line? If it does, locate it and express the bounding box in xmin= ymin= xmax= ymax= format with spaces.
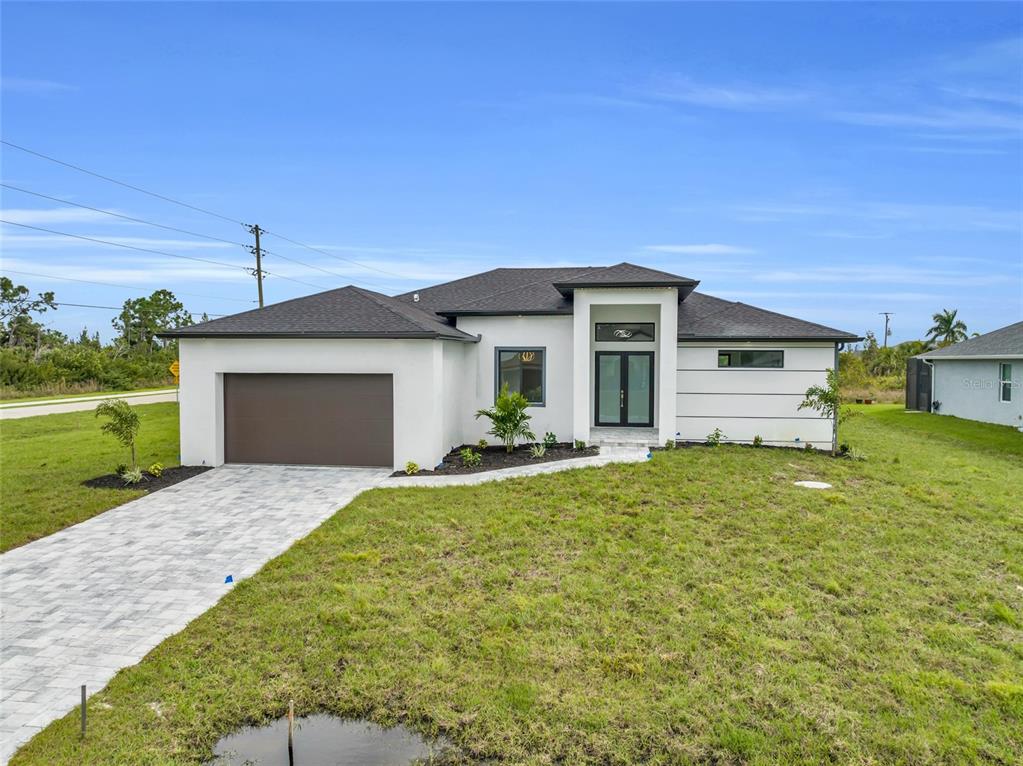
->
xmin=839 ymin=308 xmax=977 ymax=401
xmin=0 ymin=277 xmax=197 ymax=398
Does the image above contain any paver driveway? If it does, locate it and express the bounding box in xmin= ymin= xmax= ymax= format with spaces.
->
xmin=0 ymin=464 xmax=389 ymax=763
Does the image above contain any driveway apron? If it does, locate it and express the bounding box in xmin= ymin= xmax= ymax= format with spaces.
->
xmin=0 ymin=464 xmax=388 ymax=763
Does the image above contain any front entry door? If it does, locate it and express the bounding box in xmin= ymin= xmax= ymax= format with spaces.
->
xmin=595 ymin=351 xmax=654 ymax=427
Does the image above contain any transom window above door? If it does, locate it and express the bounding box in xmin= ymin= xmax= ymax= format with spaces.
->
xmin=594 ymin=323 xmax=655 ymax=342
xmin=496 ymin=348 xmax=545 ymax=405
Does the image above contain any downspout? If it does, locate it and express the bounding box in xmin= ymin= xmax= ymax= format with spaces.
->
xmin=833 ymin=343 xmax=843 ymax=455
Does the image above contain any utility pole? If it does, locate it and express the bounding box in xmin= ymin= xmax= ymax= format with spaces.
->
xmin=246 ymin=224 xmax=265 ymax=308
xmin=879 ymin=312 xmax=894 ymax=348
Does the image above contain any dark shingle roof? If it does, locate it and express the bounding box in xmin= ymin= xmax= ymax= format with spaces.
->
xmin=162 ymin=264 xmax=860 ymax=342
xmin=160 ymin=285 xmax=477 ymax=341
xmin=677 ymin=292 xmax=862 ymax=342
xmin=920 ymin=320 xmax=1023 ymax=358
xmin=396 ymin=263 xmax=696 ymax=315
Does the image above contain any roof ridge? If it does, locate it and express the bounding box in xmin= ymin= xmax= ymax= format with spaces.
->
xmin=348 ymin=285 xmax=444 ymax=333
xmin=442 ymin=265 xmax=607 ymax=310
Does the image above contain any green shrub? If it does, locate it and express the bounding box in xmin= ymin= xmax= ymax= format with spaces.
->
xmin=459 ymin=447 xmax=482 ymax=468
xmin=752 ymin=435 xmax=764 ymax=447
xmin=148 ymin=462 xmax=164 ymax=478
xmin=664 ymin=438 xmax=676 ymax=449
xmin=477 ymin=438 xmax=488 ymax=450
xmin=706 ymin=428 xmax=725 ymax=447
xmin=475 ymin=384 xmax=536 ymax=453
xmin=573 ymin=439 xmax=586 ymax=450
xmin=121 ymin=466 xmax=144 ymax=485
xmin=404 ymin=461 xmax=419 ymax=475
xmin=96 ymin=399 xmax=141 ymax=470
xmin=543 ymin=431 xmax=558 ymax=448
xmin=530 ymin=443 xmax=547 ymax=459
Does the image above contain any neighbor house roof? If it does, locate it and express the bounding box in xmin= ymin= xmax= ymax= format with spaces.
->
xmin=919 ymin=320 xmax=1023 ymax=359
xmin=159 ymin=285 xmax=478 ymax=341
xmin=162 ymin=263 xmax=860 ymax=342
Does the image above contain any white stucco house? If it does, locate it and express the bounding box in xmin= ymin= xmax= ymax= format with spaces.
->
xmin=161 ymin=263 xmax=861 ymax=470
xmin=916 ymin=320 xmax=1022 ymax=430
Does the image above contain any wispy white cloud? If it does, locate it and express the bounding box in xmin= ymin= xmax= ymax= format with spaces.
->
xmin=639 ymin=75 xmax=811 ymax=110
xmin=831 ymin=106 xmax=1021 ymax=133
xmin=734 ymin=200 xmax=1021 ymax=233
xmin=0 ymin=231 xmax=237 ymax=250
xmin=644 ymin=243 xmax=757 ymax=255
xmin=0 ymin=77 xmax=75 ymax=93
xmin=750 ymin=265 xmax=1007 ymax=288
xmin=1 ymin=207 xmax=115 ymax=225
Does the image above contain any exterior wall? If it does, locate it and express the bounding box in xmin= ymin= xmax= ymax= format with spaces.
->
xmin=177 ymin=337 xmax=456 ymax=470
xmin=931 ymin=358 xmax=1022 ymax=428
xmin=676 ymin=341 xmax=835 ymax=448
xmin=453 ymin=315 xmax=575 ymax=444
xmin=441 ymin=340 xmax=471 ymax=453
xmin=572 ymin=288 xmax=678 ymax=444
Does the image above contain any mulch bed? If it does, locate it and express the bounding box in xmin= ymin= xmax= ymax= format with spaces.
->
xmin=392 ymin=442 xmax=599 ymax=477
xmin=83 ymin=465 xmax=212 ymax=493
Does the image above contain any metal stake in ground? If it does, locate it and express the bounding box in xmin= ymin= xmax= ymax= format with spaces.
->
xmin=80 ymin=684 xmax=86 ymax=738
xmin=287 ymin=698 xmax=295 ymax=765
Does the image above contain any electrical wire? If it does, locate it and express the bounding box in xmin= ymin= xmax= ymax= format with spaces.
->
xmin=0 ymin=220 xmax=255 ymax=272
xmin=54 ymin=301 xmax=226 ymax=317
xmin=1 ymin=140 xmax=245 ymax=225
xmin=1 ymin=183 xmax=249 ymax=248
xmin=260 ymin=229 xmax=408 ymax=279
xmin=1 ymin=268 xmax=256 ymax=304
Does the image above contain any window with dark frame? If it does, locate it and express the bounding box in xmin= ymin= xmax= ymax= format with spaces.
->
xmin=594 ymin=323 xmax=655 ymax=342
xmin=717 ymin=350 xmax=785 ymax=368
xmin=1000 ymin=363 xmax=1013 ymax=403
xmin=496 ymin=348 xmax=545 ymax=404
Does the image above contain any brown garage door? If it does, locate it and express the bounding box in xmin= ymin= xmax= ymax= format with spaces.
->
xmin=224 ymin=373 xmax=393 ymax=467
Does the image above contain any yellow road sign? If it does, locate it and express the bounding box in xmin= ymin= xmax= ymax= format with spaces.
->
xmin=169 ymin=360 xmax=180 ymax=377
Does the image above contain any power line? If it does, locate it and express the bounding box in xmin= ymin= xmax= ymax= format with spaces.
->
xmin=1 ymin=139 xmax=244 ymax=225
xmin=0 ymin=220 xmax=255 ymax=273
xmin=1 ymin=183 xmax=249 ymax=248
xmin=54 ymin=301 xmax=226 ymax=317
xmin=261 ymin=229 xmax=407 ymax=280
xmin=2 ymin=140 xmax=406 ymax=285
xmin=1 ymin=268 xmax=256 ymax=304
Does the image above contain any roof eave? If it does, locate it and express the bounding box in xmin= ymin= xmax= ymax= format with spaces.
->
xmin=158 ymin=330 xmax=479 ymax=342
xmin=554 ymin=280 xmax=699 ymax=297
xmin=435 ymin=308 xmax=573 ymax=318
xmin=920 ymin=353 xmax=1023 ymax=360
xmin=678 ymin=334 xmax=863 ymax=343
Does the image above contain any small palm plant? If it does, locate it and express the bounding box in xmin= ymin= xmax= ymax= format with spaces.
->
xmin=798 ymin=368 xmax=848 ymax=456
xmin=475 ymin=384 xmax=536 ymax=453
xmin=95 ymin=399 xmax=142 ymax=472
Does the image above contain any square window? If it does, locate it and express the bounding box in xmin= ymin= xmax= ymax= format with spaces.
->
xmin=497 ymin=348 xmax=545 ymax=404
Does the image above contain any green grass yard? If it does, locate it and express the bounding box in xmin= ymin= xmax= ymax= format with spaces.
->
xmin=0 ymin=402 xmax=180 ymax=552
xmin=11 ymin=406 xmax=1023 ymax=764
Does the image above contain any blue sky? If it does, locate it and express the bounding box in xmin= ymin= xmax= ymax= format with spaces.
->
xmin=2 ymin=1 xmax=1021 ymax=343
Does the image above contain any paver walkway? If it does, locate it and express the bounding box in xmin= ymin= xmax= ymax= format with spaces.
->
xmin=0 ymin=464 xmax=388 ymax=762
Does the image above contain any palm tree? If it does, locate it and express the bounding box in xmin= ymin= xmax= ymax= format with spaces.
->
xmin=927 ymin=309 xmax=968 ymax=347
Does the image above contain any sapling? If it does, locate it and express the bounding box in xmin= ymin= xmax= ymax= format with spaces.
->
xmin=95 ymin=399 xmax=141 ymax=472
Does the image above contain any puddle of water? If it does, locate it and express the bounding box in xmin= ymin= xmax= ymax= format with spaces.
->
xmin=208 ymin=714 xmax=453 ymax=765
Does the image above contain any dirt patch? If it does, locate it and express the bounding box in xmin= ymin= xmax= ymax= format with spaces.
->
xmin=83 ymin=465 xmax=212 ymax=493
xmin=392 ymin=443 xmax=599 ymax=477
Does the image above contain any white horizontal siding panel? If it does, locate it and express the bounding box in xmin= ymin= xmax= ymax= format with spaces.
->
xmin=677 ymin=343 xmax=834 ymax=371
xmin=677 ymin=392 xmax=812 ymax=418
xmin=675 ymin=415 xmax=832 ymax=446
xmin=676 ymin=369 xmax=826 ymax=394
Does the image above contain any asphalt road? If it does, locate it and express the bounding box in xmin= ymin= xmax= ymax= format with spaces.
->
xmin=0 ymin=389 xmax=178 ymax=420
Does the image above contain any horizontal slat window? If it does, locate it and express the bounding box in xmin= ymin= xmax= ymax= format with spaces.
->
xmin=718 ymin=349 xmax=784 ymax=368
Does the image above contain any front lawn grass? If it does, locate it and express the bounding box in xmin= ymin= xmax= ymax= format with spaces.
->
xmin=0 ymin=403 xmax=180 ymax=552
xmin=13 ymin=407 xmax=1023 ymax=764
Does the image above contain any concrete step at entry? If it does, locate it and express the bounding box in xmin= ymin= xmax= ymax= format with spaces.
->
xmin=589 ymin=427 xmax=661 ymax=448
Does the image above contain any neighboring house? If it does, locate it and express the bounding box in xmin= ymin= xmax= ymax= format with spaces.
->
xmin=913 ymin=320 xmax=1023 ymax=430
xmin=160 ymin=263 xmax=861 ymax=470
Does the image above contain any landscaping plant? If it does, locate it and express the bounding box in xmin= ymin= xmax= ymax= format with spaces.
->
xmin=799 ymin=368 xmax=848 ymax=455
xmin=475 ymin=384 xmax=536 ymax=453
xmin=148 ymin=462 xmax=164 ymax=478
xmin=706 ymin=427 xmax=725 ymax=446
xmin=752 ymin=434 xmax=764 ymax=447
xmin=477 ymin=438 xmax=488 ymax=450
xmin=573 ymin=439 xmax=586 ymax=450
xmin=543 ymin=431 xmax=558 ymax=448
xmin=95 ymin=398 xmax=142 ymax=472
xmin=120 ymin=466 xmax=144 ymax=485
xmin=530 ymin=443 xmax=547 ymax=459
xmin=459 ymin=447 xmax=482 ymax=468
xmin=404 ymin=461 xmax=419 ymax=475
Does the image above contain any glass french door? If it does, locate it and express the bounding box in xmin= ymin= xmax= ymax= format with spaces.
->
xmin=594 ymin=352 xmax=654 ymax=427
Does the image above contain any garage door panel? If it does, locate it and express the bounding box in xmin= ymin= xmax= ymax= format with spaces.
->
xmin=224 ymin=373 xmax=393 ymax=467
